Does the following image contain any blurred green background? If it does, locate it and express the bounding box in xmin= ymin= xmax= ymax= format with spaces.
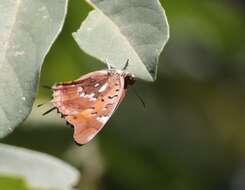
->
xmin=1 ymin=0 xmax=245 ymax=189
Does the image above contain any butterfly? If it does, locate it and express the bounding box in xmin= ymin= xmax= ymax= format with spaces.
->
xmin=50 ymin=60 xmax=135 ymax=145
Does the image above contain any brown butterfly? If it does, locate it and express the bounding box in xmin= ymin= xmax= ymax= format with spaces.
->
xmin=50 ymin=61 xmax=135 ymax=145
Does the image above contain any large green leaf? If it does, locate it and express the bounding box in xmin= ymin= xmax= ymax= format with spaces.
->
xmin=73 ymin=0 xmax=169 ymax=81
xmin=0 ymin=143 xmax=80 ymax=190
xmin=0 ymin=0 xmax=68 ymax=137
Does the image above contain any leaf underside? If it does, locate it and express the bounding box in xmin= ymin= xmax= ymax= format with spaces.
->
xmin=73 ymin=0 xmax=169 ymax=81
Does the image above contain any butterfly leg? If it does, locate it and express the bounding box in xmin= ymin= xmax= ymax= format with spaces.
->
xmin=42 ymin=107 xmax=57 ymax=116
xmin=105 ymin=59 xmax=112 ymax=70
xmin=122 ymin=59 xmax=129 ymax=70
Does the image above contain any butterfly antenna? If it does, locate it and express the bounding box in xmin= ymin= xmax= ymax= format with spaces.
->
xmin=131 ymin=87 xmax=146 ymax=108
xmin=123 ymin=59 xmax=129 ymax=70
xmin=42 ymin=107 xmax=57 ymax=116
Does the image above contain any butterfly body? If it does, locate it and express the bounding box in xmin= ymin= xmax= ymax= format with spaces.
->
xmin=52 ymin=69 xmax=135 ymax=145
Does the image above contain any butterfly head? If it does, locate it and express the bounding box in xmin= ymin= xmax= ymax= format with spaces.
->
xmin=124 ymin=72 xmax=135 ymax=89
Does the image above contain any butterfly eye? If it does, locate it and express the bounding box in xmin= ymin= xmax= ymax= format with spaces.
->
xmin=124 ymin=75 xmax=135 ymax=88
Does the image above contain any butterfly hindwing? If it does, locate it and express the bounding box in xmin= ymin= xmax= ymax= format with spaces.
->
xmin=52 ymin=70 xmax=126 ymax=145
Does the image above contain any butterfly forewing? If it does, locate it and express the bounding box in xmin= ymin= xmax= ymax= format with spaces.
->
xmin=52 ymin=70 xmax=126 ymax=145
xmin=53 ymin=71 xmax=109 ymax=115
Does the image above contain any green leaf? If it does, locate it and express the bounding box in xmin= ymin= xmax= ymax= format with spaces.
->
xmin=0 ymin=176 xmax=29 ymax=190
xmin=0 ymin=0 xmax=68 ymax=137
xmin=73 ymin=0 xmax=169 ymax=81
xmin=0 ymin=143 xmax=80 ymax=190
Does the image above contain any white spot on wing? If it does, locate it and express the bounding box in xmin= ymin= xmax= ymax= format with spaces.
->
xmin=84 ymin=93 xmax=95 ymax=98
xmin=80 ymin=92 xmax=85 ymax=97
xmin=88 ymin=93 xmax=95 ymax=98
xmin=89 ymin=97 xmax=96 ymax=102
xmin=78 ymin=86 xmax=83 ymax=92
xmin=97 ymin=115 xmax=109 ymax=123
xmin=94 ymin=83 xmax=100 ymax=87
xmin=98 ymin=83 xmax=108 ymax=93
xmin=86 ymin=134 xmax=95 ymax=142
xmin=83 ymin=93 xmax=96 ymax=101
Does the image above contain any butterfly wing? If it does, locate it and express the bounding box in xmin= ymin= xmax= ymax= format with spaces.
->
xmin=52 ymin=70 xmax=126 ymax=145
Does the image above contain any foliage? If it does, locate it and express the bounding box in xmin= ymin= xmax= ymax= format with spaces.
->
xmin=0 ymin=143 xmax=79 ymax=190
xmin=74 ymin=0 xmax=169 ymax=81
xmin=0 ymin=0 xmax=68 ymax=138
xmin=0 ymin=0 xmax=169 ymax=189
xmin=0 ymin=176 xmax=29 ymax=190
xmin=1 ymin=0 xmax=245 ymax=190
